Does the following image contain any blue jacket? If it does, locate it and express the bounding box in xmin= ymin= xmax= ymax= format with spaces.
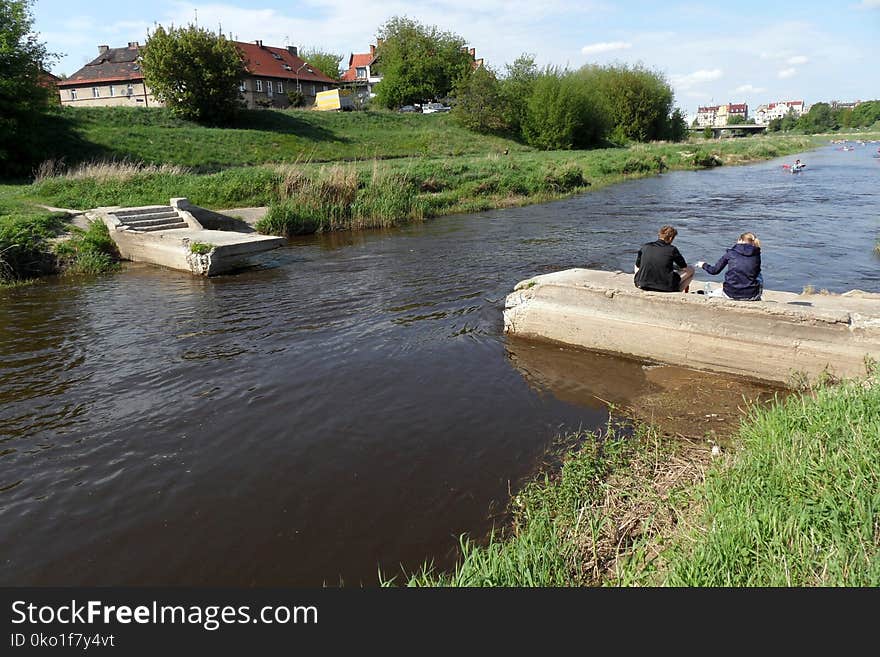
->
xmin=702 ymin=243 xmax=762 ymax=299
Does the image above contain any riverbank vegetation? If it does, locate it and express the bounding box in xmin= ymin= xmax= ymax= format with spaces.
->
xmin=4 ymin=133 xmax=812 ymax=238
xmin=769 ymin=100 xmax=880 ymax=134
xmin=0 ymin=200 xmax=118 ymax=284
xmin=393 ymin=370 xmax=880 ymax=586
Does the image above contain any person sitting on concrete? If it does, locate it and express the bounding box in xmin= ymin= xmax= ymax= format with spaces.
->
xmin=634 ymin=225 xmax=695 ymax=293
xmin=695 ymin=232 xmax=763 ymax=301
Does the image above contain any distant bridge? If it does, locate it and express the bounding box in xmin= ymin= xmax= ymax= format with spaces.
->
xmin=688 ymin=124 xmax=768 ymax=138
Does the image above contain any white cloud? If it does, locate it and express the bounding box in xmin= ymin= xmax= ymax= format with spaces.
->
xmin=787 ymin=55 xmax=808 ymax=65
xmin=671 ymin=68 xmax=723 ymax=89
xmin=734 ymin=84 xmax=765 ymax=93
xmin=853 ymin=0 xmax=880 ymax=8
xmin=778 ymin=67 xmax=797 ymax=79
xmin=581 ymin=40 xmax=632 ymax=55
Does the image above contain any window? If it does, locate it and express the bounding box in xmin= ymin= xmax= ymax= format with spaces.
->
xmin=239 ymin=80 xmax=246 ymax=92
xmin=109 ymin=85 xmax=115 ymax=97
xmin=356 ymin=67 xmax=367 ymax=79
xmin=256 ymin=79 xmax=263 ymax=92
xmin=267 ymin=80 xmax=273 ymax=96
xmin=277 ymin=80 xmax=283 ymax=93
xmin=70 ymin=89 xmax=77 ymax=100
xmin=92 ymin=87 xmax=100 ymax=98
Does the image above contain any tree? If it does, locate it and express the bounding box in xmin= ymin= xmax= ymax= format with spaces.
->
xmin=850 ymin=100 xmax=880 ymax=128
xmin=499 ymin=53 xmax=538 ymax=137
xmin=797 ymin=102 xmax=836 ymax=133
xmin=299 ymin=47 xmax=343 ymax=81
xmin=591 ymin=64 xmax=674 ymax=143
xmin=666 ymin=107 xmax=688 ymax=142
xmin=0 ymin=0 xmax=55 ymax=175
xmin=521 ymin=68 xmax=606 ymax=150
xmin=727 ymin=114 xmax=747 ymax=125
xmin=141 ymin=24 xmax=246 ymax=124
xmin=373 ymin=16 xmax=473 ymax=108
xmin=451 ymin=65 xmax=505 ymax=133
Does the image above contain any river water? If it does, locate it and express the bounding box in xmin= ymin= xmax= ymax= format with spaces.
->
xmin=1 ymin=143 xmax=877 ymax=585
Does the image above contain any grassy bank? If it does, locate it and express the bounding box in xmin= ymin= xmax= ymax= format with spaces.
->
xmin=0 ymin=198 xmax=118 ymax=284
xmin=396 ymin=372 xmax=880 ymax=587
xmin=32 ymin=107 xmax=529 ymax=170
xmin=6 ymin=133 xmax=815 ymax=236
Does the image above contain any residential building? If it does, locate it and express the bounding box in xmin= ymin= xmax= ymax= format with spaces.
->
xmin=696 ymin=103 xmax=747 ymax=127
xmin=340 ymin=43 xmax=382 ymax=101
xmin=753 ymin=100 xmax=806 ymax=125
xmin=235 ymin=40 xmax=338 ymax=108
xmin=57 ymin=42 xmax=158 ymax=107
xmin=58 ymin=40 xmax=338 ymax=109
xmin=340 ymin=42 xmax=484 ymax=103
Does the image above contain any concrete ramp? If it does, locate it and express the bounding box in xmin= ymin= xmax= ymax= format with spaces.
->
xmin=90 ymin=197 xmax=284 ymax=276
xmin=504 ymin=269 xmax=880 ymax=384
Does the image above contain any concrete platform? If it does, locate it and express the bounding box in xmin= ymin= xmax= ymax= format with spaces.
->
xmin=503 ymin=269 xmax=880 ymax=384
xmin=89 ymin=198 xmax=284 ymax=276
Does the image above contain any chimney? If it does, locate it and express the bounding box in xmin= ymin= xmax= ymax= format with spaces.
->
xmin=469 ymin=48 xmax=475 ymax=58
xmin=98 ymin=45 xmax=109 ymax=54
xmin=370 ymin=44 xmax=375 ymax=57
xmin=254 ymin=39 xmax=263 ymax=48
xmin=287 ymin=45 xmax=298 ymax=57
xmin=128 ymin=41 xmax=139 ymax=49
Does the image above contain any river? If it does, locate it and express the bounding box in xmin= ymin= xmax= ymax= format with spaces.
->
xmin=1 ymin=143 xmax=877 ymax=585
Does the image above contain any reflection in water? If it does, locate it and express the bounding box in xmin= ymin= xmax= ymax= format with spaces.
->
xmin=506 ymin=338 xmax=787 ymax=441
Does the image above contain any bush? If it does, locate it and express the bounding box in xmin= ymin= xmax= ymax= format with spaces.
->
xmin=53 ymin=219 xmax=118 ymax=275
xmin=522 ymin=69 xmax=606 ymax=150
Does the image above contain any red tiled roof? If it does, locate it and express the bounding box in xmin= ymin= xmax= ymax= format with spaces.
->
xmin=698 ymin=105 xmax=719 ymax=112
xmin=728 ymin=103 xmax=747 ymax=112
xmin=236 ymin=41 xmax=336 ymax=84
xmin=341 ymin=53 xmax=375 ymax=82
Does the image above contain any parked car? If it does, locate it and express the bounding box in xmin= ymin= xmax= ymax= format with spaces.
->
xmin=422 ymin=102 xmax=451 ymax=114
xmin=398 ymin=105 xmax=422 ymax=113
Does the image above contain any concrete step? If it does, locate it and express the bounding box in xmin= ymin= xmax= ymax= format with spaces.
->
xmin=132 ymin=221 xmax=189 ymax=232
xmin=115 ymin=206 xmax=172 ymax=218
xmin=121 ymin=210 xmax=180 ymax=220
xmin=123 ymin=216 xmax=183 ymax=228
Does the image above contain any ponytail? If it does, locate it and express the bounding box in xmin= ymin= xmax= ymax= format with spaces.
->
xmin=739 ymin=232 xmax=761 ymax=249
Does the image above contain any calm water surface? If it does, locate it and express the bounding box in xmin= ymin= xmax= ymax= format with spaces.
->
xmin=1 ymin=143 xmax=877 ymax=585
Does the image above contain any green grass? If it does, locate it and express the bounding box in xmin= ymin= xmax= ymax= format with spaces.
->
xmin=0 ymin=199 xmax=67 ymax=282
xmin=189 ymin=241 xmax=215 ymax=255
xmin=641 ymin=374 xmax=880 ymax=586
xmin=34 ymin=106 xmax=528 ymax=170
xmin=397 ymin=371 xmax=880 ymax=587
xmin=53 ymin=219 xmax=119 ymax=275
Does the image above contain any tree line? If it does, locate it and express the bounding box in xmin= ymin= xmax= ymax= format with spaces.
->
xmin=769 ymin=101 xmax=880 ymax=134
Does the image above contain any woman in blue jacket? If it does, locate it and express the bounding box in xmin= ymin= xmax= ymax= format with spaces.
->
xmin=696 ymin=232 xmax=763 ymax=300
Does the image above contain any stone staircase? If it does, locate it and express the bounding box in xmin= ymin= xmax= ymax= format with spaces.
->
xmin=115 ymin=206 xmax=188 ymax=232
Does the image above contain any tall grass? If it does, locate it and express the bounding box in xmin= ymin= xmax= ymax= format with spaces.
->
xmin=256 ymin=162 xmax=426 ymax=235
xmin=53 ymin=219 xmax=119 ymax=275
xmin=34 ymin=158 xmax=187 ymax=183
xmin=0 ymin=203 xmax=66 ymax=282
xmin=648 ymin=373 xmax=880 ymax=586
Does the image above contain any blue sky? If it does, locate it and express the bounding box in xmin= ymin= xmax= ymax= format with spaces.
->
xmin=33 ymin=0 xmax=879 ymax=119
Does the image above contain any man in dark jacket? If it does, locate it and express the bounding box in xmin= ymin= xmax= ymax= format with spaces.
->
xmin=634 ymin=225 xmax=694 ymax=293
xmin=695 ymin=232 xmax=763 ymax=300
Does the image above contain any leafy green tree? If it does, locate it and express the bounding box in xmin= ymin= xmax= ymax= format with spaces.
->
xmin=727 ymin=114 xmax=747 ymax=125
xmin=850 ymin=100 xmax=880 ymax=127
xmin=767 ymin=117 xmax=782 ymax=132
xmin=498 ymin=53 xmax=538 ymax=137
xmin=521 ymin=68 xmax=606 ymax=150
xmin=0 ymin=0 xmax=55 ymax=175
xmin=666 ymin=107 xmax=688 ymax=141
xmin=590 ymin=64 xmax=674 ymax=143
xmin=451 ymin=65 xmax=505 ymax=133
xmin=798 ymin=102 xmax=837 ymax=133
xmin=703 ymin=126 xmax=714 ymax=139
xmin=141 ymin=24 xmax=246 ymax=124
xmin=373 ymin=16 xmax=473 ymax=108
xmin=299 ymin=48 xmax=343 ymax=81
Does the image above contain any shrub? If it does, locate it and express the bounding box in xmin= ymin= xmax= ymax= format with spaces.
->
xmin=53 ymin=219 xmax=118 ymax=275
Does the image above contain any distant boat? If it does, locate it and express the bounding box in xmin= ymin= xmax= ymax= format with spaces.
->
xmin=783 ymin=163 xmax=806 ymax=173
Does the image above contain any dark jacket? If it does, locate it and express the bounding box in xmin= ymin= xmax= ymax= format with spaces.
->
xmin=634 ymin=240 xmax=687 ymax=292
xmin=702 ymin=243 xmax=762 ymax=299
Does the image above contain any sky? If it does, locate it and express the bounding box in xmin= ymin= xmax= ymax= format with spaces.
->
xmin=32 ymin=0 xmax=880 ymax=120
